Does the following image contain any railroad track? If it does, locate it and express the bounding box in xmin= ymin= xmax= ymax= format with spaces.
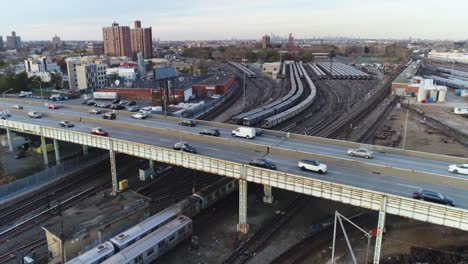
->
xmin=222 ymin=196 xmax=307 ymax=264
xmin=357 ymin=97 xmax=398 ymax=143
xmin=0 ymin=238 xmax=47 ymax=263
xmin=198 ymin=79 xmax=242 ymax=121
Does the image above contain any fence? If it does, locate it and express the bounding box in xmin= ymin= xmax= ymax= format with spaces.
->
xmin=190 ymin=81 xmax=239 ymax=118
xmin=0 ymin=154 xmax=108 ymax=200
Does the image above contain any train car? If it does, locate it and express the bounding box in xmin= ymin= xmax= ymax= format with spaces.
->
xmin=102 ymin=216 xmax=193 ymax=264
xmin=193 ymin=178 xmax=237 ymax=209
xmin=65 ymin=242 xmax=115 ymax=264
xmin=109 ymin=205 xmax=182 ymax=251
xmin=296 ymin=62 xmax=305 ymax=79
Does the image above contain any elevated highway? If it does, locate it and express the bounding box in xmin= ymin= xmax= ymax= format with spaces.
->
xmin=1 ymin=98 xmax=468 ymax=263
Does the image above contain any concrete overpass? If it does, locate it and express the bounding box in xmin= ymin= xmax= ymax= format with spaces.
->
xmin=1 ymin=99 xmax=468 ymax=263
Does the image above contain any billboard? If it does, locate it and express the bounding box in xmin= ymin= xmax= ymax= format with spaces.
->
xmin=154 ymin=67 xmax=177 ymax=81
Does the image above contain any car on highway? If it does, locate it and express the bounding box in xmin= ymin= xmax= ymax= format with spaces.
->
xmin=102 ymin=112 xmax=116 ymax=120
xmin=48 ymin=104 xmax=59 ymax=109
xmin=132 ymin=113 xmax=147 ymax=119
xmin=173 ymin=142 xmax=197 ymax=153
xmin=448 ymin=164 xmax=468 ymax=175
xmin=298 ymin=159 xmax=327 ymax=174
xmin=232 ymin=127 xmax=256 ymax=139
xmin=110 ymin=104 xmax=126 ymax=110
xmin=12 ymin=105 xmax=23 ymax=109
xmin=412 ymin=189 xmax=455 ymax=206
xmin=28 ymin=111 xmax=42 ymax=118
xmin=91 ymin=127 xmax=108 ymax=136
xmin=199 ymin=128 xmax=220 ymax=137
xmin=0 ymin=112 xmax=10 ymax=119
xmin=59 ymin=120 xmax=74 ymax=127
xmin=127 ymin=105 xmax=140 ymax=112
xmin=347 ymin=148 xmax=373 ymax=159
xmin=89 ymin=109 xmax=102 ymax=115
xmin=179 ymin=119 xmax=196 ymax=127
xmin=249 ymin=158 xmax=277 ymax=170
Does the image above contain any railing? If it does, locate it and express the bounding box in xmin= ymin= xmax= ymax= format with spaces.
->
xmin=1 ymin=120 xmax=468 ymax=231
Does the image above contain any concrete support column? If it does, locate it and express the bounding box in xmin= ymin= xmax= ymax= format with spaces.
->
xmin=110 ymin=149 xmax=118 ymax=195
xmin=373 ymin=196 xmax=387 ymax=264
xmin=237 ymin=179 xmax=249 ymax=234
xmin=149 ymin=160 xmax=155 ymax=177
xmin=40 ymin=136 xmax=49 ymax=166
xmin=82 ymin=145 xmax=89 ymax=157
xmin=263 ymin=184 xmax=274 ymax=204
xmin=53 ymin=139 xmax=60 ymax=165
xmin=6 ymin=128 xmax=14 ymax=152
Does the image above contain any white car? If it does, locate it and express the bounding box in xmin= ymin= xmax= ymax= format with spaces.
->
xmin=28 ymin=111 xmax=42 ymax=118
xmin=298 ymin=159 xmax=327 ymax=174
xmin=448 ymin=164 xmax=468 ymax=175
xmin=132 ymin=113 xmax=147 ymax=119
xmin=12 ymin=105 xmax=23 ymax=109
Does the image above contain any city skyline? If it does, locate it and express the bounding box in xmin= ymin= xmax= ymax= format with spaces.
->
xmin=1 ymin=0 xmax=468 ymax=41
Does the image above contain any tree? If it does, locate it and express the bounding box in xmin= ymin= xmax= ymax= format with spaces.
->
xmin=302 ymin=51 xmax=313 ymax=62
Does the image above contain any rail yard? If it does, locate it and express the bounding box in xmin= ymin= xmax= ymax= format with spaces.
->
xmin=1 ymin=35 xmax=468 ymax=264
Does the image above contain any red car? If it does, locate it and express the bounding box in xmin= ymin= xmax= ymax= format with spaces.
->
xmin=91 ymin=127 xmax=108 ymax=136
xmin=48 ymin=104 xmax=59 ymax=109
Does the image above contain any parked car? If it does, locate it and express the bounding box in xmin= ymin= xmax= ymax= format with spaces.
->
xmin=28 ymin=111 xmax=42 ymax=118
xmin=89 ymin=109 xmax=102 ymax=115
xmin=48 ymin=104 xmax=59 ymax=109
xmin=126 ymin=100 xmax=137 ymax=106
xmin=118 ymin=100 xmax=129 ymax=105
xmin=347 ymin=148 xmax=374 ymax=159
xmin=91 ymin=127 xmax=108 ymax=136
xmin=59 ymin=120 xmax=74 ymax=127
xmin=199 ymin=128 xmax=220 ymax=137
xmin=14 ymin=151 xmax=27 ymax=159
xmin=179 ymin=119 xmax=196 ymax=127
xmin=102 ymin=112 xmax=116 ymax=120
xmin=86 ymin=101 xmax=96 ymax=106
xmin=249 ymin=158 xmax=277 ymax=170
xmin=412 ymin=189 xmax=455 ymax=206
xmin=96 ymin=103 xmax=111 ymax=108
xmin=132 ymin=113 xmax=147 ymax=119
xmin=112 ymin=99 xmax=120 ymax=104
xmin=173 ymin=142 xmax=197 ymax=153
xmin=448 ymin=164 xmax=468 ymax=175
xmin=12 ymin=105 xmax=23 ymax=109
xmin=82 ymin=99 xmax=91 ymax=105
xmin=298 ymin=159 xmax=327 ymax=174
xmin=110 ymin=104 xmax=126 ymax=110
xmin=127 ymin=105 xmax=140 ymax=112
xmin=232 ymin=127 xmax=256 ymax=139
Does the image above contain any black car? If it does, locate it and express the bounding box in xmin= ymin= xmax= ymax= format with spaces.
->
xmin=112 ymin=99 xmax=120 ymax=104
xmin=126 ymin=101 xmax=137 ymax=106
xmin=102 ymin=112 xmax=116 ymax=120
xmin=110 ymin=104 xmax=126 ymax=110
xmin=173 ymin=142 xmax=197 ymax=153
xmin=249 ymin=158 xmax=277 ymax=170
xmin=14 ymin=151 xmax=26 ymax=159
xmin=199 ymin=129 xmax=220 ymax=137
xmin=413 ymin=189 xmax=455 ymax=206
xmin=179 ymin=119 xmax=196 ymax=127
xmin=82 ymin=99 xmax=91 ymax=105
xmin=86 ymin=101 xmax=96 ymax=106
xmin=59 ymin=120 xmax=74 ymax=127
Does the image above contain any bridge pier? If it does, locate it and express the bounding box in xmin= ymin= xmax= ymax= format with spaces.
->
xmin=109 ymin=149 xmax=118 ymax=195
xmin=6 ymin=128 xmax=14 ymax=152
xmin=263 ymin=184 xmax=274 ymax=204
xmin=40 ymin=136 xmax=49 ymax=166
xmin=53 ymin=139 xmax=60 ymax=165
xmin=237 ymin=179 xmax=249 ymax=234
xmin=149 ymin=160 xmax=155 ymax=178
xmin=373 ymin=196 xmax=387 ymax=264
xmin=82 ymin=145 xmax=89 ymax=157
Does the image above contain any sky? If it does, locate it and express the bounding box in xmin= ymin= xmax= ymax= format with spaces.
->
xmin=1 ymin=0 xmax=468 ymax=41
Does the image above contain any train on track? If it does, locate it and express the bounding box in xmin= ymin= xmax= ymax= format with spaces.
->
xmin=308 ymin=63 xmax=327 ymax=79
xmin=228 ymin=61 xmax=256 ymax=78
xmin=316 ymin=61 xmax=370 ymax=80
xmin=66 ymin=178 xmax=237 ymax=264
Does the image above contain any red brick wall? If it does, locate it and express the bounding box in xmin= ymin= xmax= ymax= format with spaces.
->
xmin=391 ymin=83 xmax=419 ymax=95
xmin=192 ymin=76 xmax=236 ymax=98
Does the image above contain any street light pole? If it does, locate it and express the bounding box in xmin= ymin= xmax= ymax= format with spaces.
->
xmin=243 ymin=69 xmax=246 ymax=109
xmin=2 ymin=88 xmax=13 ymax=114
xmin=33 ymin=80 xmax=43 ymax=105
xmin=402 ymin=99 xmax=409 ymax=150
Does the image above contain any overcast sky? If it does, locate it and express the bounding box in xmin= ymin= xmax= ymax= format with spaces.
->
xmin=1 ymin=0 xmax=467 ymax=41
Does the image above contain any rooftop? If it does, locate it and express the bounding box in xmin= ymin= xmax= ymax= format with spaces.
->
xmin=42 ymin=190 xmax=150 ymax=239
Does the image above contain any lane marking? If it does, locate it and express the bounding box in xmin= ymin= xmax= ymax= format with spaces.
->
xmin=159 ymin=139 xmax=170 ymax=142
xmin=397 ymin=184 xmax=420 ymax=189
xmin=329 ymin=170 xmax=342 ymax=174
xmin=206 ymin=147 xmax=220 ymax=151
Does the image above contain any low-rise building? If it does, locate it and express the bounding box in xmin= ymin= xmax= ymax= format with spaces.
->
xmin=27 ymin=71 xmax=52 ymax=82
xmin=67 ymin=57 xmax=108 ymax=91
xmin=24 ymin=56 xmax=61 ymax=73
xmin=262 ymin=62 xmax=281 ymax=79
xmin=42 ymin=190 xmax=150 ymax=264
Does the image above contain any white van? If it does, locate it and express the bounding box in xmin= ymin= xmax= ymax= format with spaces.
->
xmin=231 ymin=127 xmax=256 ymax=139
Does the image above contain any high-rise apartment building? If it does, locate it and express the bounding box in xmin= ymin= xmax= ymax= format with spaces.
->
xmin=87 ymin=43 xmax=104 ymax=55
xmin=51 ymin=35 xmax=64 ymax=49
xmin=0 ymin=36 xmax=3 ymax=49
xmin=131 ymin=20 xmax=153 ymax=59
xmin=102 ymin=22 xmax=132 ymax=57
xmin=261 ymin=35 xmax=271 ymax=49
xmin=287 ymin=33 xmax=295 ymax=48
xmin=6 ymin=31 xmax=21 ymax=50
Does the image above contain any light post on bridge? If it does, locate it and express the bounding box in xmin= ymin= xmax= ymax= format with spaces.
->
xmin=32 ymin=80 xmax=44 ymax=105
xmin=2 ymin=88 xmax=13 ymax=114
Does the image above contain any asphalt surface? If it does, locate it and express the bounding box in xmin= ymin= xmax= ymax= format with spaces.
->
xmin=2 ymin=98 xmax=468 ymax=208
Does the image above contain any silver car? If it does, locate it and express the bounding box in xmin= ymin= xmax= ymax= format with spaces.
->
xmin=347 ymin=148 xmax=373 ymax=159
